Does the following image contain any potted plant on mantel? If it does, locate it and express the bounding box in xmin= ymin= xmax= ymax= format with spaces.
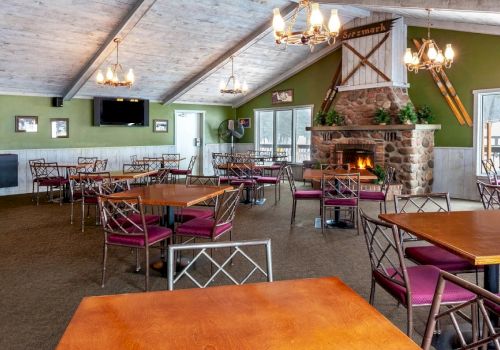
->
xmin=398 ymin=103 xmax=418 ymax=125
xmin=373 ymin=108 xmax=391 ymax=125
xmin=416 ymin=105 xmax=434 ymax=124
xmin=314 ymin=109 xmax=345 ymax=126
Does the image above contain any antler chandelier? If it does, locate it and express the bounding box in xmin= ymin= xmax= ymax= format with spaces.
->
xmin=272 ymin=0 xmax=341 ymax=50
xmin=403 ymin=9 xmax=455 ymax=73
xmin=219 ymin=57 xmax=248 ymax=95
xmin=96 ymin=38 xmax=135 ymax=87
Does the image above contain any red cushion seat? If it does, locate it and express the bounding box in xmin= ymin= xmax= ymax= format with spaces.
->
xmin=256 ymin=176 xmax=279 ymax=184
xmin=174 ymin=208 xmax=214 ymax=223
xmin=359 ymin=191 xmax=385 ymax=201
xmin=107 ymin=225 xmax=172 ymax=246
xmin=405 ymin=245 xmax=478 ymax=273
xmin=293 ymin=190 xmax=322 ymax=199
xmin=176 ymin=217 xmax=232 ymax=239
xmin=324 ymin=198 xmax=358 ymax=206
xmin=39 ymin=177 xmax=68 ymax=186
xmin=170 ymin=169 xmax=191 ymax=175
xmin=230 ymin=179 xmax=256 ymax=186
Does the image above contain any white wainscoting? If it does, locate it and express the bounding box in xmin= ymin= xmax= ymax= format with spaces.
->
xmin=433 ymin=147 xmax=479 ymax=201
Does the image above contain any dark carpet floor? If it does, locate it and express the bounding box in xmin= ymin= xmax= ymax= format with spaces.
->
xmin=0 ymin=185 xmax=485 ymax=349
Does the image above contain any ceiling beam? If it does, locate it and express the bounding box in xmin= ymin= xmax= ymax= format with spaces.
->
xmin=406 ymin=18 xmax=500 ymax=36
xmin=314 ymin=0 xmax=500 ymax=12
xmin=290 ymin=1 xmax=371 ymax=18
xmin=233 ymin=41 xmax=342 ymax=108
xmin=62 ymin=0 xmax=157 ymax=101
xmin=160 ymin=2 xmax=297 ymax=105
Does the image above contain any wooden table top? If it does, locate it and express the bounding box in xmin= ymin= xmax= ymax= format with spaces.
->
xmin=110 ymin=183 xmax=232 ymax=207
xmin=69 ymin=170 xmax=158 ymax=180
xmin=57 ymin=277 xmax=419 ymax=350
xmin=380 ymin=210 xmax=500 ymax=266
xmin=303 ymin=168 xmax=378 ymax=181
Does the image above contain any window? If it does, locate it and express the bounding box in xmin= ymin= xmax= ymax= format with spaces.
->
xmin=254 ymin=106 xmax=312 ymax=163
xmin=474 ymin=89 xmax=500 ymax=175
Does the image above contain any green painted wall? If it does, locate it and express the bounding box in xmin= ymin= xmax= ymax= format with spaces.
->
xmin=236 ymin=49 xmax=342 ymax=143
xmin=237 ymin=28 xmax=500 ymax=147
xmin=0 ymin=95 xmax=232 ymax=150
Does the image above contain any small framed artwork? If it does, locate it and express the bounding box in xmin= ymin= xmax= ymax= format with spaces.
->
xmin=239 ymin=118 xmax=251 ymax=128
xmin=153 ymin=119 xmax=168 ymax=133
xmin=15 ymin=116 xmax=38 ymax=132
xmin=271 ymin=89 xmax=293 ymax=104
xmin=50 ymin=118 xmax=69 ymax=138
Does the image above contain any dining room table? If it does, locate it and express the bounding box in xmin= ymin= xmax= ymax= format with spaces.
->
xmin=56 ymin=276 xmax=420 ymax=350
xmin=302 ymin=167 xmax=378 ymax=181
xmin=379 ymin=210 xmax=500 ymax=294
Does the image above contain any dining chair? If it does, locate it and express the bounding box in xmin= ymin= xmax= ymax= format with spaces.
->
xmin=123 ymin=163 xmax=150 ymax=186
xmin=143 ymin=157 xmax=163 ymax=170
xmin=167 ymin=239 xmax=273 ymax=290
xmin=320 ymin=163 xmax=349 ymax=171
xmin=321 ymin=172 xmax=360 ymax=233
xmin=32 ymin=162 xmax=69 ymax=205
xmin=130 ymin=155 xmax=138 ymax=164
xmin=481 ymin=158 xmax=499 ymax=185
xmin=78 ymin=156 xmax=97 ymax=165
xmin=359 ymin=166 xmax=395 ymax=213
xmin=421 ymin=271 xmax=499 ymax=350
xmin=98 ymin=194 xmax=172 ymax=291
xmin=170 ymin=155 xmax=197 ymax=183
xmin=256 ymin=163 xmax=286 ymax=204
xmin=150 ymin=168 xmax=173 ymax=184
xmin=359 ymin=209 xmax=475 ymax=338
xmin=162 ymin=154 xmax=181 ymax=169
xmin=93 ymin=159 xmax=108 ymax=172
xmin=285 ymin=165 xmax=322 ymax=225
xmin=175 ymin=184 xmax=243 ymax=244
xmin=175 ymin=175 xmax=220 ymax=224
xmin=28 ymin=158 xmax=45 ymax=202
xmin=228 ymin=158 xmax=262 ymax=206
xmin=78 ymin=172 xmax=111 ymax=232
xmin=477 ymin=180 xmax=500 ymax=209
xmin=394 ymin=193 xmax=478 ymax=276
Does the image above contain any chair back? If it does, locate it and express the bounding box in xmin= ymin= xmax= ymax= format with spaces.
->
xmin=143 ymin=157 xmax=163 ymax=170
xmin=320 ymin=163 xmax=349 ymax=171
xmin=359 ymin=209 xmax=411 ymax=304
xmin=79 ymin=172 xmax=111 ymax=200
xmin=186 ymin=175 xmax=220 ymax=206
xmin=477 ymin=180 xmax=500 ymax=210
xmin=33 ymin=162 xmax=61 ymax=179
xmin=421 ymin=271 xmax=500 ymax=350
xmin=130 ymin=155 xmax=138 ymax=164
xmin=381 ymin=166 xmax=396 ymax=195
xmin=29 ymin=158 xmax=45 ymax=178
xmin=98 ymin=179 xmax=130 ymax=195
xmin=98 ymin=194 xmax=149 ymax=243
xmin=152 ymin=168 xmax=172 ymax=184
xmin=94 ymin=159 xmax=108 ymax=172
xmin=167 ymin=239 xmax=273 ymax=290
xmin=482 ymin=158 xmax=498 ymax=185
xmin=214 ymin=184 xmax=243 ymax=229
xmin=321 ymin=172 xmax=360 ymax=203
xmin=227 ymin=157 xmax=256 ymax=179
xmin=187 ymin=155 xmax=197 ymax=172
xmin=162 ymin=154 xmax=180 ymax=169
xmin=123 ymin=163 xmax=149 ymax=173
xmin=78 ymin=156 xmax=97 ymax=165
xmin=284 ymin=165 xmax=297 ymax=194
xmin=212 ymin=154 xmax=230 ymax=176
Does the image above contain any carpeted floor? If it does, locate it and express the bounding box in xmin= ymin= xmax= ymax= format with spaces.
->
xmin=0 ymin=185 xmax=485 ymax=349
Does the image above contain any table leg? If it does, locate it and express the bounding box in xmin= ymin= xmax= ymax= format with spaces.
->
xmin=152 ymin=205 xmax=175 ymax=275
xmin=484 ymin=264 xmax=499 ymax=327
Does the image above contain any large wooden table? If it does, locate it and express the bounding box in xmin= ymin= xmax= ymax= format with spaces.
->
xmin=57 ymin=277 xmax=419 ymax=350
xmin=303 ymin=168 xmax=378 ymax=181
xmin=69 ymin=170 xmax=158 ymax=180
xmin=380 ymin=210 xmax=500 ymax=293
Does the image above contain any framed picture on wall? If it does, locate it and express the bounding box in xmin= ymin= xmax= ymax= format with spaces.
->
xmin=50 ymin=118 xmax=69 ymax=138
xmin=15 ymin=116 xmax=38 ymax=132
xmin=153 ymin=119 xmax=168 ymax=133
xmin=271 ymin=89 xmax=293 ymax=104
xmin=239 ymin=118 xmax=251 ymax=128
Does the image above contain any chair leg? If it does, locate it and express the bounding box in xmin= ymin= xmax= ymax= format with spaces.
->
xmin=145 ymin=247 xmax=149 ymax=291
xmin=321 ymin=204 xmax=325 ymax=234
xmin=135 ymin=248 xmax=141 ymax=272
xmin=369 ymin=278 xmax=376 ymax=305
xmin=81 ymin=202 xmax=85 ymax=232
xmin=291 ymin=199 xmax=297 ymax=224
xmin=101 ymin=244 xmax=108 ymax=288
xmin=407 ymin=305 xmax=413 ymax=338
xmin=70 ymin=202 xmax=74 ymax=224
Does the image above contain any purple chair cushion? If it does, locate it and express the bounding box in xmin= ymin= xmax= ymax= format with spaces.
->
xmin=39 ymin=177 xmax=68 ymax=186
xmin=107 ymin=225 xmax=172 ymax=246
xmin=176 ymin=218 xmax=232 ymax=239
xmin=170 ymin=169 xmax=191 ymax=175
xmin=359 ymin=191 xmax=385 ymax=201
xmin=174 ymin=208 xmax=214 ymax=223
xmin=294 ymin=190 xmax=322 ymax=199
xmin=405 ymin=245 xmax=477 ymax=273
xmin=219 ymin=176 xmax=237 ymax=183
xmin=230 ymin=179 xmax=256 ymax=186
xmin=257 ymin=176 xmax=279 ymax=184
xmin=374 ymin=265 xmax=475 ymax=306
xmin=324 ymin=198 xmax=358 ymax=206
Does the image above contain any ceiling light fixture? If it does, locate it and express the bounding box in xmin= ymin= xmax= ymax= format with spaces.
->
xmin=219 ymin=57 xmax=248 ymax=95
xmin=404 ymin=9 xmax=455 ymax=73
xmin=96 ymin=38 xmax=135 ymax=87
xmin=272 ymin=1 xmax=341 ymax=51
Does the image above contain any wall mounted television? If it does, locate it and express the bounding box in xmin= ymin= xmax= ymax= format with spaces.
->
xmin=93 ymin=97 xmax=149 ymax=126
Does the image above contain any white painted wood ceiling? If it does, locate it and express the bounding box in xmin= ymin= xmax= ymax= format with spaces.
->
xmin=1 ymin=0 xmax=500 ymax=105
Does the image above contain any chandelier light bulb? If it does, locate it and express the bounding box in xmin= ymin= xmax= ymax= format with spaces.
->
xmin=444 ymin=44 xmax=454 ymax=60
xmin=435 ymin=50 xmax=445 ymax=64
xmin=96 ymin=70 xmax=104 ymax=83
xmin=219 ymin=80 xmax=226 ymax=90
xmin=106 ymin=67 xmax=114 ymax=81
xmin=234 ymin=79 xmax=241 ymax=91
xmin=126 ymin=69 xmax=135 ymax=83
xmin=272 ymin=8 xmax=285 ymax=33
xmin=427 ymin=42 xmax=438 ymax=60
xmin=412 ymin=52 xmax=420 ymax=65
xmin=242 ymin=81 xmax=249 ymax=93
xmin=112 ymin=72 xmax=119 ymax=83
xmin=403 ymin=48 xmax=413 ymax=64
xmin=328 ymin=9 xmax=341 ymax=34
xmin=310 ymin=3 xmax=323 ymax=28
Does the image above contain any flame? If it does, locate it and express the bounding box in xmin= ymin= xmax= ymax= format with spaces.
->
xmin=356 ymin=156 xmax=373 ymax=169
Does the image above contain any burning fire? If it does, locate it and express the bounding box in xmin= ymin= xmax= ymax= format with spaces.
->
xmin=356 ymin=156 xmax=373 ymax=169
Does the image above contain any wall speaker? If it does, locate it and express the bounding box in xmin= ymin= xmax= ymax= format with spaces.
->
xmin=52 ymin=97 xmax=63 ymax=107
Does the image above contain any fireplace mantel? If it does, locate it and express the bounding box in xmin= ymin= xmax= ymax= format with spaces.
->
xmin=306 ymin=124 xmax=441 ymax=132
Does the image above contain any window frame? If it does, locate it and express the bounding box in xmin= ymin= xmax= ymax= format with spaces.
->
xmin=253 ymin=104 xmax=314 ymax=163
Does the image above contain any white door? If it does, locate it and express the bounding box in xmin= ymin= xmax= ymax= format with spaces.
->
xmin=175 ymin=111 xmax=203 ymax=175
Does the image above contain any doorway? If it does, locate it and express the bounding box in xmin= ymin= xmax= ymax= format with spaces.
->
xmin=174 ymin=110 xmax=204 ymax=175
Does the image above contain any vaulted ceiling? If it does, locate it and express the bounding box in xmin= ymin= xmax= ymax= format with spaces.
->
xmin=1 ymin=0 xmax=500 ymax=106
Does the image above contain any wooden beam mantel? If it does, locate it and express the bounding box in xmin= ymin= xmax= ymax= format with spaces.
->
xmin=62 ymin=0 xmax=157 ymax=101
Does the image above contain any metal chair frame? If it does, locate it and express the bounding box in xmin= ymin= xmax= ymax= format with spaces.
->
xmin=421 ymin=271 xmax=500 ymax=350
xmin=167 ymin=239 xmax=273 ymax=290
xmin=29 ymin=158 xmax=45 ymax=201
xmin=93 ymin=159 xmax=108 ymax=172
xmin=285 ymin=165 xmax=321 ymax=224
xmin=171 ymin=155 xmax=197 ymax=183
xmin=123 ymin=163 xmax=150 ymax=186
xmin=477 ymin=180 xmax=500 ymax=210
xmin=143 ymin=157 xmax=163 ymax=170
xmin=257 ymin=163 xmax=286 ymax=204
xmin=78 ymin=156 xmax=98 ymax=165
xmin=482 ymin=158 xmax=498 ymax=185
xmin=162 ymin=154 xmax=181 ymax=169
xmin=32 ymin=162 xmax=65 ymax=205
xmin=151 ymin=168 xmax=173 ymax=184
xmin=78 ymin=172 xmax=111 ymax=232
xmin=360 ymin=165 xmax=396 ymax=213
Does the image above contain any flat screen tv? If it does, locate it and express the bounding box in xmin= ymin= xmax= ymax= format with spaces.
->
xmin=93 ymin=97 xmax=149 ymax=126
